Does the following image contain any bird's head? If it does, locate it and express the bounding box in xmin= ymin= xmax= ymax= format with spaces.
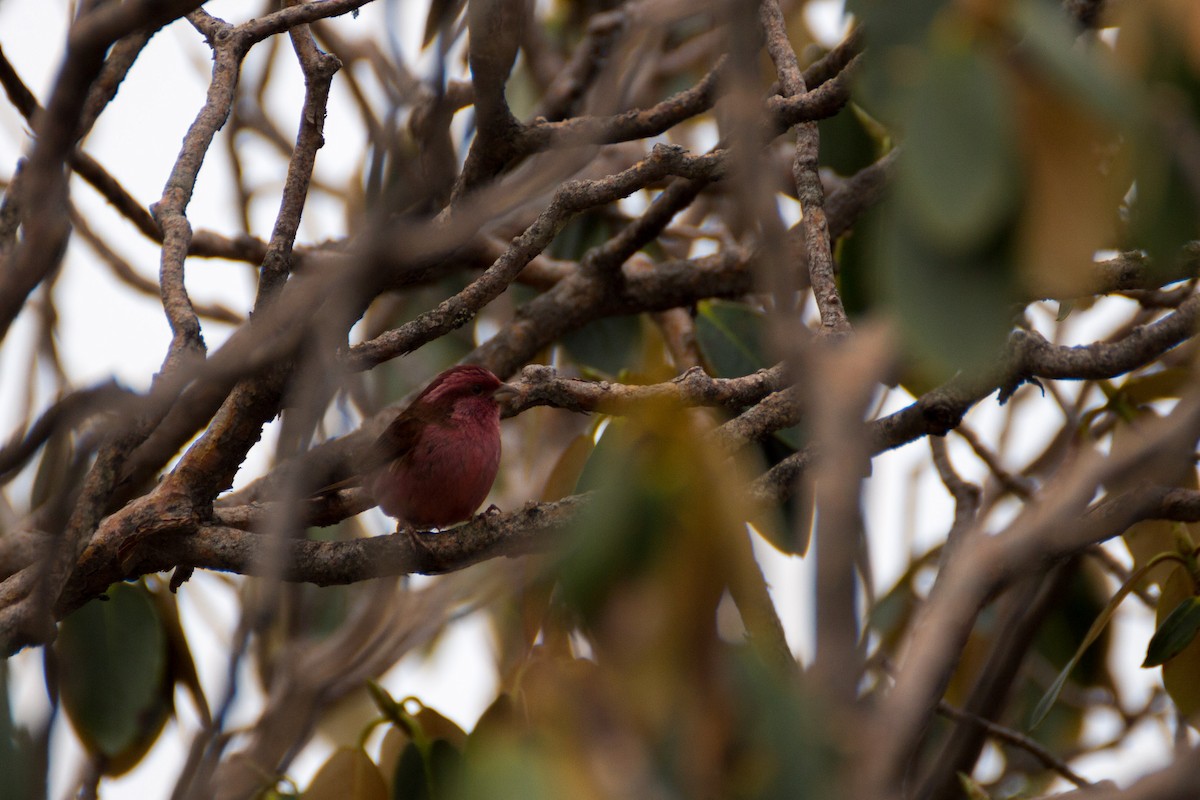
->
xmin=417 ymin=365 xmax=514 ymax=418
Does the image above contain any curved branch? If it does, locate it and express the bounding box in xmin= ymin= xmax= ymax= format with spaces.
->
xmin=58 ymin=495 xmax=588 ymax=625
xmin=346 ymin=144 xmax=728 ymax=371
xmin=502 ymin=363 xmax=787 ymax=416
xmin=760 ymin=0 xmax=849 ymax=336
xmin=518 ymin=58 xmax=725 ymax=151
xmin=755 ymin=295 xmax=1200 ymax=502
xmin=0 ymin=0 xmax=206 ymax=347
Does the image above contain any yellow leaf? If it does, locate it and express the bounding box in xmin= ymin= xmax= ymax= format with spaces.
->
xmin=1159 ymin=567 xmax=1200 ymax=722
xmin=305 ymin=747 xmax=387 ymax=800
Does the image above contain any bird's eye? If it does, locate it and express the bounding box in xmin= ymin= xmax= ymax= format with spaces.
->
xmin=472 ymin=385 xmax=484 ymax=395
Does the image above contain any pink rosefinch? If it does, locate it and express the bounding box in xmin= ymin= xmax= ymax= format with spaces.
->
xmin=353 ymin=365 xmax=514 ymax=529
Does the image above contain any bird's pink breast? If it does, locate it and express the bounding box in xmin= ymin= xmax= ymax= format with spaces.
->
xmin=369 ymin=409 xmax=501 ymax=529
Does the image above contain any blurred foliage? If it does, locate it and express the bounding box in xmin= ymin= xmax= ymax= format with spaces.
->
xmin=844 ymin=0 xmax=1200 ymax=381
xmin=56 ymin=581 xmax=171 ymax=775
xmin=693 ymin=299 xmax=812 ymax=552
xmin=0 ymin=659 xmax=32 ymax=800
xmin=1156 ymin=565 xmax=1200 ymax=720
xmin=305 ymin=628 xmax=838 ymax=799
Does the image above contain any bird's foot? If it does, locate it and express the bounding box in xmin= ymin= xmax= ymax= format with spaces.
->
xmin=398 ymin=523 xmax=448 ymax=571
xmin=397 ymin=523 xmax=433 ymax=554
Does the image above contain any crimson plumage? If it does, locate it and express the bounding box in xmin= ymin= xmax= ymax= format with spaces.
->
xmin=360 ymin=365 xmax=510 ymax=529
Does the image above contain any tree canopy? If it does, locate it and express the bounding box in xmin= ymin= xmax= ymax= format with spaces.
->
xmin=3 ymin=0 xmax=1200 ymax=798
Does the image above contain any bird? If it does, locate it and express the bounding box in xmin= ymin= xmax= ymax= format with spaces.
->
xmin=339 ymin=365 xmax=515 ymax=530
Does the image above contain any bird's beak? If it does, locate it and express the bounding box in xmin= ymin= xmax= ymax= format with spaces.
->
xmin=493 ymin=382 xmax=520 ymax=417
xmin=493 ymin=382 xmax=520 ymax=401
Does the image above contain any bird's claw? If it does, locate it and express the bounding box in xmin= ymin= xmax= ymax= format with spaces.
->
xmin=396 ymin=523 xmax=431 ymax=553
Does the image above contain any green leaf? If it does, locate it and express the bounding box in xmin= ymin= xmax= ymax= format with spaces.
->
xmin=427 ymin=739 xmax=464 ymax=798
xmin=1144 ymin=595 xmax=1200 ymax=668
xmin=391 ymin=742 xmax=430 ymax=800
xmin=152 ymin=587 xmax=210 ymax=727
xmin=751 ymin=437 xmax=812 ymax=555
xmin=818 ymin=102 xmax=882 ymax=177
xmin=413 ymin=706 xmax=467 ymax=750
xmin=695 ymin=300 xmax=767 ymax=379
xmin=560 ymin=314 xmax=643 ymax=378
xmin=446 ymin=738 xmax=558 ymax=800
xmin=1118 ymin=368 xmax=1194 ymax=406
xmin=897 ymin=45 xmax=1019 ymax=253
xmin=1012 ymin=0 xmax=1131 ymax=120
xmin=0 ymin=660 xmax=31 ymax=800
xmin=367 ymin=681 xmax=403 ymax=723
xmin=561 ymin=420 xmax=674 ymax=622
xmin=695 ymin=299 xmax=803 ymax=450
xmin=1159 ymin=566 xmax=1200 ymax=718
xmin=873 ymin=195 xmax=1019 ymax=379
xmin=1130 ymin=146 xmax=1200 ymax=281
xmin=57 ymin=582 xmax=168 ymax=760
xmin=1121 ymin=13 xmax=1200 ymax=280
xmin=1031 ymin=553 xmax=1182 ymax=728
xmin=546 ymin=211 xmax=612 ymax=262
xmin=835 ymin=203 xmax=880 ymax=319
xmin=845 ymin=0 xmax=946 ymax=51
xmin=844 ymin=0 xmax=950 ymax=121
xmin=726 ymin=647 xmax=839 ymax=796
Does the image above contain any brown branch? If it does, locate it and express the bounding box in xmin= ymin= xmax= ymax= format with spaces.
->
xmin=237 ymin=0 xmax=378 ymax=45
xmin=0 ymin=43 xmax=39 ymax=119
xmin=69 ymin=206 xmax=244 ymax=324
xmin=584 ymin=169 xmax=714 ymax=280
xmin=475 ymin=248 xmax=751 ymax=379
xmin=929 ymin=436 xmax=981 ymax=550
xmin=452 ymin=0 xmax=526 ymax=198
xmin=767 ymin=53 xmax=859 ymax=129
xmin=0 ymin=2 xmax=372 ymax=645
xmin=920 ymin=564 xmax=1077 ymax=800
xmin=152 ymin=8 xmax=249 ymax=375
xmin=160 ymin=15 xmax=342 ymax=509
xmin=754 ymin=294 xmax=1200 ymax=502
xmin=760 ymin=0 xmax=850 ymax=337
xmin=0 ymin=38 xmax=275 ymax=266
xmin=347 ymin=144 xmax=728 ymax=371
xmin=857 ymin=395 xmax=1200 ymax=799
xmin=501 ymin=363 xmax=787 ymax=416
xmin=532 ymin=7 xmax=627 ymax=121
xmin=114 ymin=77 xmax=888 ymax=481
xmin=714 ymin=381 xmax=799 ymax=453
xmin=0 ymin=381 xmax=134 ymax=485
xmin=934 ymin=700 xmax=1093 ymax=789
xmin=955 ymin=425 xmax=1036 ymax=499
xmin=0 ymin=0 xmax=207 ymax=348
xmin=808 ymin=331 xmax=891 ymax=727
xmin=1009 ymin=296 xmax=1200 ymax=379
xmin=56 ymin=495 xmax=588 ymax=628
xmin=518 ymin=58 xmax=725 ymax=152
xmin=804 ymin=25 xmax=864 ymax=88
xmin=77 ymin=29 xmax=155 ymax=140
xmin=0 ymin=0 xmax=209 ymax=647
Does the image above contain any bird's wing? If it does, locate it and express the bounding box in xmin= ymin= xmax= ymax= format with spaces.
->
xmin=314 ymin=405 xmax=436 ymax=497
xmin=358 ymin=403 xmax=436 ymax=474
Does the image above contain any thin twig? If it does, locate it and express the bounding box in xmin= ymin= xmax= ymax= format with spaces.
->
xmin=935 ymin=700 xmax=1093 ymax=789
